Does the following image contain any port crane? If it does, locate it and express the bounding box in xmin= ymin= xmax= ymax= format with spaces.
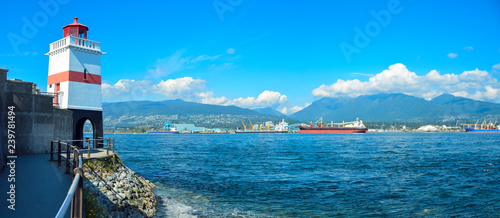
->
xmin=455 ymin=118 xmax=469 ymax=127
xmin=481 ymin=119 xmax=497 ymax=130
xmin=248 ymin=120 xmax=255 ymax=131
xmin=241 ymin=120 xmax=247 ymax=131
xmin=460 ymin=118 xmax=499 ymax=130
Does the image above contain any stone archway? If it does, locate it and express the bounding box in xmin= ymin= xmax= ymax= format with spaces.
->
xmin=74 ymin=118 xmax=95 ymax=147
xmin=71 ymin=109 xmax=103 ymax=148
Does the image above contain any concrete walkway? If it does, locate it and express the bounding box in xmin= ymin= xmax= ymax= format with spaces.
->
xmin=0 ymin=154 xmax=72 ymax=218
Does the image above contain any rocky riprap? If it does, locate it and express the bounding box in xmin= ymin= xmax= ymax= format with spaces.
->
xmin=82 ymin=158 xmax=158 ymax=217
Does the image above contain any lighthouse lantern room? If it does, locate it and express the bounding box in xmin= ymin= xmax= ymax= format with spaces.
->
xmin=46 ymin=17 xmax=104 ymax=146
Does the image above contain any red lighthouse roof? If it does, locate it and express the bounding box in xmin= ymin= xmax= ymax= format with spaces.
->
xmin=63 ymin=17 xmax=88 ymax=39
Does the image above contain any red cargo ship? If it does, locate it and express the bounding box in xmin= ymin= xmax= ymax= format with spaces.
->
xmin=299 ymin=118 xmax=368 ymax=133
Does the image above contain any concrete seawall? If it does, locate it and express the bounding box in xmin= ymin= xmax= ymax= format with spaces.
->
xmin=0 ymin=68 xmax=73 ymax=156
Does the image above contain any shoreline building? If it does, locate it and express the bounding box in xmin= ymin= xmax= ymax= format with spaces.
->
xmin=46 ymin=18 xmax=105 ymax=145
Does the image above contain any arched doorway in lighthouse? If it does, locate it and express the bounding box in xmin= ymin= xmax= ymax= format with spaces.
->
xmin=75 ymin=118 xmax=96 ymax=148
xmin=83 ymin=119 xmax=94 ymax=148
xmin=72 ymin=110 xmax=104 ymax=148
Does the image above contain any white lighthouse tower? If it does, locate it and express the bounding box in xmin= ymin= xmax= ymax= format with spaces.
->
xmin=46 ymin=17 xmax=104 ymax=145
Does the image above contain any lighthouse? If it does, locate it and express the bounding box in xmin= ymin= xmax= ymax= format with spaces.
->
xmin=46 ymin=17 xmax=104 ymax=146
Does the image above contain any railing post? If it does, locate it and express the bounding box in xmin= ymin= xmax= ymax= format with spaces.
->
xmin=66 ymin=144 xmax=70 ymax=174
xmin=76 ymin=175 xmax=83 ymax=217
xmin=112 ymin=138 xmax=116 ymax=164
xmin=58 ymin=141 xmax=62 ymax=167
xmin=106 ymin=139 xmax=109 ymax=155
xmin=86 ymin=137 xmax=91 ymax=159
xmin=50 ymin=140 xmax=54 ymax=161
xmin=71 ymin=152 xmax=83 ymax=218
xmin=73 ymin=148 xmax=78 ymax=171
xmin=71 ymin=151 xmax=77 ymax=218
xmin=113 ymin=138 xmax=116 ymax=164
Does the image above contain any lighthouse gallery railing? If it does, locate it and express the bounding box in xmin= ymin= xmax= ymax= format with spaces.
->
xmin=49 ymin=36 xmax=101 ymax=52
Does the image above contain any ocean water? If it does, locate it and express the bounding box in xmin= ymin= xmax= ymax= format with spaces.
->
xmin=106 ymin=133 xmax=500 ymax=217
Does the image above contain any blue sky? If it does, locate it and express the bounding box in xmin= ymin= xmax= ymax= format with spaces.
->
xmin=1 ymin=0 xmax=499 ymax=114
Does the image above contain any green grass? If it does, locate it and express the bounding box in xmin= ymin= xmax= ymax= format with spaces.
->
xmin=81 ymin=156 xmax=124 ymax=217
xmin=83 ymin=187 xmax=108 ymax=218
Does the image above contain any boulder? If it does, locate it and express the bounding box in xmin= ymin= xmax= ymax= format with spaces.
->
xmin=84 ymin=172 xmax=92 ymax=178
xmin=118 ymin=193 xmax=126 ymax=200
xmin=124 ymin=190 xmax=132 ymax=199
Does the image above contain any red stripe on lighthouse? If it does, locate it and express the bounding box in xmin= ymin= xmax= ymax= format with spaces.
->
xmin=48 ymin=70 xmax=101 ymax=85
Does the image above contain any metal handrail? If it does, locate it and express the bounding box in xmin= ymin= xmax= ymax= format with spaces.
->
xmin=38 ymin=91 xmax=58 ymax=96
xmin=51 ymin=137 xmax=115 ymax=218
xmin=61 ymin=139 xmax=106 ymax=142
xmin=55 ymin=148 xmax=82 ymax=218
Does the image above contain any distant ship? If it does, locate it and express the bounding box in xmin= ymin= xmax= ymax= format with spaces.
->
xmin=464 ymin=120 xmax=500 ymax=133
xmin=235 ymin=119 xmax=289 ymax=134
xmin=147 ymin=121 xmax=180 ymax=134
xmin=299 ymin=118 xmax=368 ymax=133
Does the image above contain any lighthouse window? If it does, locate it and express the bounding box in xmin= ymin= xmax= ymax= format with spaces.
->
xmin=69 ymin=28 xmax=78 ymax=37
xmin=84 ymin=69 xmax=87 ymax=80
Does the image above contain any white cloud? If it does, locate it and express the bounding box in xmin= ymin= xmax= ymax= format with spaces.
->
xmin=279 ymin=107 xmax=299 ymax=115
xmin=152 ymin=77 xmax=207 ymax=100
xmin=190 ymin=54 xmax=221 ymax=62
xmin=463 ymin=46 xmax=474 ymax=51
xmin=279 ymin=102 xmax=311 ymax=115
xmin=147 ymin=50 xmax=222 ymax=77
xmin=102 ymin=79 xmax=152 ymax=101
xmin=103 ymin=77 xmax=288 ymax=109
xmin=447 ymin=53 xmax=458 ymax=58
xmin=492 ymin=63 xmax=500 ymax=70
xmin=226 ymin=48 xmax=235 ymax=54
xmin=147 ymin=50 xmax=188 ymax=76
xmin=350 ymin=72 xmax=375 ymax=77
xmin=313 ymin=63 xmax=422 ymax=98
xmin=468 ymin=86 xmax=500 ymax=101
xmin=201 ymin=90 xmax=288 ymax=109
xmin=451 ymin=91 xmax=469 ymax=98
xmin=198 ymin=93 xmax=230 ymax=105
xmin=312 ymin=63 xmax=500 ymax=102
xmin=425 ymin=69 xmax=459 ymax=84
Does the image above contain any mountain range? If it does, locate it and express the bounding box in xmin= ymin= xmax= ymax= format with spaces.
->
xmin=102 ymin=94 xmax=500 ymax=129
xmin=102 ymin=99 xmax=288 ymax=129
xmin=252 ymin=107 xmax=285 ymax=117
xmin=290 ymin=93 xmax=500 ymax=122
